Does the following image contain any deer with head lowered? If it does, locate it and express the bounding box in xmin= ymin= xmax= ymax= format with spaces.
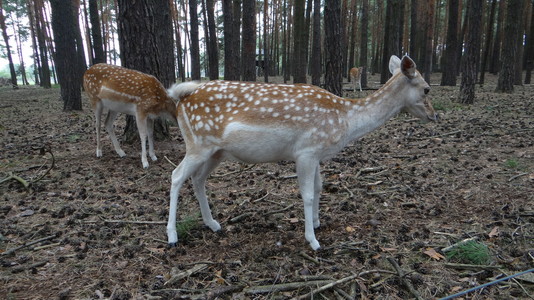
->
xmin=83 ymin=64 xmax=185 ymax=168
xmin=167 ymin=55 xmax=437 ymax=250
xmin=350 ymin=66 xmax=364 ymax=92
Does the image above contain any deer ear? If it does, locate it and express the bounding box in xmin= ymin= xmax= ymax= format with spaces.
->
xmin=389 ymin=55 xmax=401 ymax=74
xmin=401 ymin=56 xmax=417 ymax=79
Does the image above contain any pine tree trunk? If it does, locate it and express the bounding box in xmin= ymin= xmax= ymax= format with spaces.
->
xmin=189 ymin=0 xmax=201 ymax=80
xmin=293 ymin=0 xmax=306 ymax=83
xmin=441 ymin=0 xmax=459 ymax=86
xmin=242 ymin=0 xmax=256 ymax=81
xmin=359 ymin=0 xmax=368 ymax=88
xmin=310 ymin=0 xmax=322 ymax=86
xmin=0 ymin=0 xmax=18 ymax=89
xmin=459 ymin=0 xmax=483 ymax=104
xmin=496 ymin=0 xmax=525 ymax=93
xmin=89 ymin=0 xmax=105 ymax=64
xmin=479 ymin=0 xmax=496 ymax=85
xmin=223 ymin=0 xmax=236 ymax=80
xmin=525 ymin=4 xmax=534 ymax=84
xmin=206 ymin=0 xmax=219 ymax=80
xmin=34 ymin=0 xmax=51 ymax=88
xmin=324 ymin=0 xmax=342 ymax=96
xmin=50 ymin=0 xmax=82 ymax=111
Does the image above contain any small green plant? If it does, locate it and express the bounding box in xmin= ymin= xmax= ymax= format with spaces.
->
xmin=504 ymin=158 xmax=519 ymax=169
xmin=176 ymin=214 xmax=200 ymax=240
xmin=445 ymin=240 xmax=492 ymax=265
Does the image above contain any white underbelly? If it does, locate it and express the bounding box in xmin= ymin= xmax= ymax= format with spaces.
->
xmin=101 ymin=99 xmax=137 ymax=116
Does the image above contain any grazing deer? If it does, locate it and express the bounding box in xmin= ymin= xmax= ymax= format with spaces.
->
xmin=83 ymin=64 xmax=178 ymax=168
xmin=167 ymin=55 xmax=437 ymax=250
xmin=349 ymin=66 xmax=364 ymax=92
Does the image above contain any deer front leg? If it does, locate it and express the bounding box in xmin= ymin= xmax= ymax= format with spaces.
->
xmin=168 ymin=155 xmax=205 ymax=246
xmin=147 ymin=118 xmax=157 ymax=162
xmin=297 ymin=159 xmax=321 ymax=250
xmin=135 ymin=113 xmax=150 ymax=168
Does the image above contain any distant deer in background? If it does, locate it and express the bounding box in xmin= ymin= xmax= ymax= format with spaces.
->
xmin=166 ymin=55 xmax=437 ymax=250
xmin=83 ymin=64 xmax=179 ymax=168
xmin=349 ymin=66 xmax=364 ymax=92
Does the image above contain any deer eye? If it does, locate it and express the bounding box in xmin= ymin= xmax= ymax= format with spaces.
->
xmin=424 ymin=87 xmax=430 ymax=95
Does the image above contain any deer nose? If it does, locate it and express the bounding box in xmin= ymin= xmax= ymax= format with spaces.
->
xmin=424 ymin=87 xmax=430 ymax=95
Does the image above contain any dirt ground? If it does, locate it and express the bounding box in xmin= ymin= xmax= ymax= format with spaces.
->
xmin=0 ymin=73 xmax=533 ymax=300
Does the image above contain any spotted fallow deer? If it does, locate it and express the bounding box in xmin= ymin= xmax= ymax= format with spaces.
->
xmin=350 ymin=66 xmax=364 ymax=92
xmin=83 ymin=64 xmax=180 ymax=168
xmin=166 ymin=55 xmax=437 ymax=250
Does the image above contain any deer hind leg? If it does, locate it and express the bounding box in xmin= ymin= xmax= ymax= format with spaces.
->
xmin=147 ymin=118 xmax=157 ymax=162
xmin=313 ymin=165 xmax=322 ymax=229
xmin=94 ymin=102 xmax=104 ymax=157
xmin=105 ymin=110 xmax=126 ymax=158
xmin=191 ymin=153 xmax=224 ymax=232
xmin=168 ymin=154 xmax=207 ymax=246
xmin=135 ymin=112 xmax=150 ymax=168
xmin=297 ymin=157 xmax=321 ymax=250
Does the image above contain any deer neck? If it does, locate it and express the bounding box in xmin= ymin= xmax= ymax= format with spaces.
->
xmin=344 ymin=73 xmax=405 ymax=141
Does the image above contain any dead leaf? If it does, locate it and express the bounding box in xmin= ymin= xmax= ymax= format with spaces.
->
xmin=488 ymin=226 xmax=499 ymax=238
xmin=381 ymin=247 xmax=397 ymax=252
xmin=214 ymin=270 xmax=225 ymax=284
xmin=423 ymin=247 xmax=445 ymax=260
xmin=286 ymin=217 xmax=299 ymax=223
xmin=345 ymin=226 xmax=356 ymax=232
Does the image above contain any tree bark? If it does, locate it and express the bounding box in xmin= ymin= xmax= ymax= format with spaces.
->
xmin=459 ymin=0 xmax=483 ymax=104
xmin=496 ymin=0 xmax=525 ymax=93
xmin=223 ymin=0 xmax=237 ymax=80
xmin=242 ymin=0 xmax=256 ymax=81
xmin=189 ymin=0 xmax=201 ymax=80
xmin=310 ymin=0 xmax=321 ymax=86
xmin=441 ymin=0 xmax=459 ymax=86
xmin=359 ymin=0 xmax=369 ymax=88
xmin=525 ymin=2 xmax=534 ymax=84
xmin=324 ymin=0 xmax=342 ymax=96
xmin=34 ymin=0 xmax=51 ymax=88
xmin=49 ymin=0 xmax=82 ymax=111
xmin=0 ymin=0 xmax=18 ymax=88
xmin=89 ymin=0 xmax=105 ymax=64
xmin=206 ymin=0 xmax=219 ymax=80
xmin=293 ymin=0 xmax=307 ymax=83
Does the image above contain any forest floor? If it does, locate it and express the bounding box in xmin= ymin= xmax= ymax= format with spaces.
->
xmin=0 ymin=73 xmax=533 ymax=300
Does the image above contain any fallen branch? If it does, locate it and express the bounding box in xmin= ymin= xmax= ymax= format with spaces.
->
xmin=164 ymin=263 xmax=208 ymax=286
xmin=293 ymin=274 xmax=360 ymax=300
xmin=206 ymin=285 xmax=245 ymax=300
xmin=508 ymin=172 xmax=529 ymax=182
xmin=244 ymin=280 xmax=332 ymax=295
xmin=11 ymin=260 xmax=48 ymax=273
xmin=211 ymin=164 xmax=256 ymax=178
xmin=442 ymin=263 xmax=501 ymax=271
xmin=2 ymin=234 xmax=57 ymax=256
xmin=387 ymin=257 xmax=423 ymax=300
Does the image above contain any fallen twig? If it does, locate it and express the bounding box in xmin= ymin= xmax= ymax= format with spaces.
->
xmin=244 ymin=280 xmax=332 ymax=294
xmin=211 ymin=164 xmax=256 ymax=178
xmin=442 ymin=263 xmax=501 ymax=271
xmin=299 ymin=251 xmax=320 ymax=265
xmin=508 ymin=172 xmax=529 ymax=182
xmin=11 ymin=260 xmax=48 ymax=273
xmin=206 ymin=285 xmax=245 ymax=300
xmin=293 ymin=274 xmax=360 ymax=300
xmin=2 ymin=234 xmax=57 ymax=256
xmin=164 ymin=263 xmax=208 ymax=286
xmin=387 ymin=257 xmax=423 ymax=300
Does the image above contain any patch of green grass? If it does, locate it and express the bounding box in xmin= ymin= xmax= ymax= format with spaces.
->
xmin=67 ymin=134 xmax=81 ymax=143
xmin=504 ymin=158 xmax=519 ymax=169
xmin=176 ymin=214 xmax=201 ymax=240
xmin=445 ymin=240 xmax=492 ymax=265
xmin=432 ymin=99 xmax=465 ymax=112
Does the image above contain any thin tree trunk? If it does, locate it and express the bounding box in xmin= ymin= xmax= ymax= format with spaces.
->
xmin=242 ymin=0 xmax=256 ymax=81
xmin=525 ymin=2 xmax=534 ymax=84
xmin=0 ymin=0 xmax=18 ymax=88
xmin=441 ymin=0 xmax=459 ymax=86
xmin=479 ymin=0 xmax=496 ymax=85
xmin=459 ymin=0 xmax=483 ymax=104
xmin=189 ymin=0 xmax=201 ymax=80
xmin=359 ymin=0 xmax=368 ymax=88
xmin=496 ymin=0 xmax=525 ymax=93
xmin=324 ymin=0 xmax=342 ymax=96
xmin=89 ymin=0 xmax=105 ymax=64
xmin=310 ymin=0 xmax=321 ymax=86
